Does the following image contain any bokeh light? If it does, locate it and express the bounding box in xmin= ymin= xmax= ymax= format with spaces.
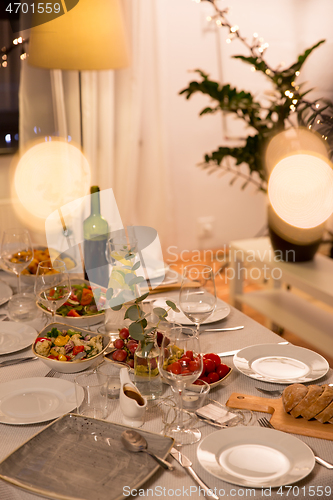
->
xmin=268 ymin=153 xmax=333 ymax=229
xmin=11 ymin=139 xmax=91 ymax=232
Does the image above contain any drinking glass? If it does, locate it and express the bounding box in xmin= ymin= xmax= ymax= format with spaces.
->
xmin=35 ymin=259 xmax=71 ymax=323
xmin=1 ymin=228 xmax=33 ymax=294
xmin=179 ymin=264 xmax=216 ymax=334
xmin=158 ymin=326 xmax=203 ymax=446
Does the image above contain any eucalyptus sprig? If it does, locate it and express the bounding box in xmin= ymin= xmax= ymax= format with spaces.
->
xmin=181 ymin=0 xmax=332 ymax=190
xmin=106 ymin=251 xmax=179 ymax=355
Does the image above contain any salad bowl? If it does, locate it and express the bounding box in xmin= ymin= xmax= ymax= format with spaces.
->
xmin=32 ymin=322 xmax=111 ymax=373
xmin=36 ymin=278 xmax=106 ymax=327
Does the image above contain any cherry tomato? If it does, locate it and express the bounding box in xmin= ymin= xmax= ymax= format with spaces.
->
xmin=180 ymin=356 xmax=192 ymax=366
xmin=198 ymin=376 xmax=210 ymax=384
xmin=35 ymin=337 xmax=49 ymax=343
xmin=119 ymin=328 xmax=130 ymax=339
xmin=217 ymin=364 xmax=230 ymax=379
xmin=47 ymin=355 xmax=57 ymax=360
xmin=193 ymin=379 xmax=205 ymax=385
xmin=127 ymin=358 xmax=134 ymax=369
xmin=185 ymin=350 xmax=194 ymax=360
xmin=208 ymin=372 xmax=219 ymax=384
xmin=189 ymin=360 xmax=200 ymax=372
xmin=204 ymin=353 xmax=221 ymax=367
xmin=181 ymin=368 xmax=191 ymax=375
xmin=170 ymin=361 xmax=181 ymax=375
xmin=73 ymin=345 xmax=85 ymax=356
xmin=203 ymin=358 xmax=215 ymax=374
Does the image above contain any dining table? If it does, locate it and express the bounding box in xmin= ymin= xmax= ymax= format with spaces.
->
xmin=0 ymin=270 xmax=333 ymax=500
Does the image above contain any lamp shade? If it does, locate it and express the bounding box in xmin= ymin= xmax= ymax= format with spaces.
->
xmin=28 ymin=0 xmax=129 ymax=70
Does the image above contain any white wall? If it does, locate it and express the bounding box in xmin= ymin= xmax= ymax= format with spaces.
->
xmin=157 ymin=0 xmax=333 ymax=252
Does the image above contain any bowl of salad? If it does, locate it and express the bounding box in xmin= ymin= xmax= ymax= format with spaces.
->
xmin=32 ymin=323 xmax=111 ymax=373
xmin=36 ymin=279 xmax=106 ymax=326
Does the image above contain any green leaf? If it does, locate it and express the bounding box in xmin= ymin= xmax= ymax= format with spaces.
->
xmin=106 ymin=288 xmax=113 ymax=300
xmin=128 ymin=276 xmax=145 ymax=286
xmin=111 ymin=304 xmax=123 ymax=311
xmin=153 ymin=307 xmax=168 ymax=319
xmin=128 ymin=323 xmax=145 ymax=340
xmin=124 ymin=305 xmax=140 ymax=321
xmin=135 ymin=292 xmax=150 ymax=303
xmin=131 ymin=261 xmax=141 ymax=271
xmin=166 ymin=300 xmax=180 ymax=313
xmin=135 ymin=318 xmax=148 ymax=329
xmin=124 ymin=272 xmax=136 ymax=284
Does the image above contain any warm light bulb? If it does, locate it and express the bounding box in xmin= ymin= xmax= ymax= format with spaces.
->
xmin=268 ymin=153 xmax=333 ymax=228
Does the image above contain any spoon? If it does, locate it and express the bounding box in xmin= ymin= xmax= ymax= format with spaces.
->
xmin=121 ymin=429 xmax=174 ymax=471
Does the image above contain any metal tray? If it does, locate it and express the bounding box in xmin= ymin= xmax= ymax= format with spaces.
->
xmin=0 ymin=413 xmax=174 ymax=500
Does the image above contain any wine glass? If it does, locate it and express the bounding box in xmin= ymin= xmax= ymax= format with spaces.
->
xmin=35 ymin=259 xmax=71 ymax=323
xmin=1 ymin=228 xmax=33 ymax=294
xmin=158 ymin=326 xmax=203 ymax=446
xmin=179 ymin=264 xmax=216 ymax=334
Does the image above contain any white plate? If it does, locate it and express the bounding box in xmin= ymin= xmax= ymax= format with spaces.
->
xmin=233 ymin=344 xmax=329 ymax=384
xmin=153 ymin=298 xmax=230 ymax=325
xmin=197 ymin=427 xmax=315 ymax=488
xmin=0 ymin=378 xmax=78 ymax=425
xmin=0 ymin=322 xmax=37 ymax=355
xmin=0 ymin=281 xmax=12 ymax=306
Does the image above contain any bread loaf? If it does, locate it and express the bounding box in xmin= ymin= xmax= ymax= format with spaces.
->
xmin=282 ymin=383 xmax=333 ymax=424
xmin=282 ymin=383 xmax=308 ymax=413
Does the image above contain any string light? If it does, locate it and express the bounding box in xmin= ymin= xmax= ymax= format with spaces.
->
xmin=206 ymin=16 xmax=212 ymax=21
xmin=20 ymin=53 xmax=27 ymax=60
xmin=251 ymin=66 xmax=256 ymax=72
xmin=295 ymin=71 xmax=300 ymax=76
xmin=2 ymin=61 xmax=7 ymax=68
xmin=316 ymin=103 xmax=320 ymax=108
xmin=226 ymin=38 xmax=232 ymax=44
xmin=230 ymin=25 xmax=239 ymax=32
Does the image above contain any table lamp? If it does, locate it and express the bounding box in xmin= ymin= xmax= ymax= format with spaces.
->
xmin=265 ymin=129 xmax=333 ymax=261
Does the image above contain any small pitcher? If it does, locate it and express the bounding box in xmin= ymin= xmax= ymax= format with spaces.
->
xmin=119 ymin=368 xmax=147 ymax=427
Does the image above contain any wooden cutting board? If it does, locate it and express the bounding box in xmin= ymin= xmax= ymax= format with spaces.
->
xmin=226 ymin=392 xmax=333 ymax=441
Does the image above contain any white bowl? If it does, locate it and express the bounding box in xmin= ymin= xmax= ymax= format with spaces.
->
xmin=36 ymin=278 xmax=105 ymax=327
xmin=32 ymin=322 xmax=111 ymax=373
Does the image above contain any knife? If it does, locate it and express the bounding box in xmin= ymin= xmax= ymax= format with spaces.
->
xmin=202 ymin=326 xmax=244 ymax=332
xmin=0 ymin=356 xmax=38 ymax=367
xmin=170 ymin=447 xmax=219 ymax=500
xmin=217 ymin=341 xmax=289 ymax=357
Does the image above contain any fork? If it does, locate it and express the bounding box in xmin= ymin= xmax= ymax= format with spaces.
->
xmin=258 ymin=417 xmax=333 ymax=470
xmin=45 ymin=369 xmax=57 ymax=378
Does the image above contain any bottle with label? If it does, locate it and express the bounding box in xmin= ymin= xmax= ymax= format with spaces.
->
xmin=83 ymin=186 xmax=109 ymax=288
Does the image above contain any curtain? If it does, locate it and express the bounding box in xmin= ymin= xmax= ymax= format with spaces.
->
xmin=19 ymin=0 xmax=172 ymax=250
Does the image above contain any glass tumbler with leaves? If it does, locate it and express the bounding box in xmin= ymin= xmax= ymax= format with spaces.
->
xmin=179 ymin=264 xmax=216 ymax=334
xmin=1 ymin=228 xmax=33 ymax=294
xmin=35 ymin=259 xmax=71 ymax=323
xmin=158 ymin=326 xmax=203 ymax=446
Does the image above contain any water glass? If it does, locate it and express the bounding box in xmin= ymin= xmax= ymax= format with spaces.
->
xmin=75 ymin=370 xmax=108 ymax=419
xmin=96 ymin=363 xmax=121 ymax=399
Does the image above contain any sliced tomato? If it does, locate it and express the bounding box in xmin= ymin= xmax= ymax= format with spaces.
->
xmin=73 ymin=345 xmax=85 ymax=355
xmin=47 ymin=355 xmax=58 ymax=360
xmin=67 ymin=309 xmax=81 ymax=317
xmin=80 ymin=288 xmax=94 ymax=306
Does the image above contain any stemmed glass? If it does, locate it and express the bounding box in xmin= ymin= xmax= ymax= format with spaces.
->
xmin=35 ymin=259 xmax=71 ymax=323
xmin=179 ymin=264 xmax=216 ymax=334
xmin=1 ymin=228 xmax=33 ymax=294
xmin=158 ymin=326 xmax=203 ymax=446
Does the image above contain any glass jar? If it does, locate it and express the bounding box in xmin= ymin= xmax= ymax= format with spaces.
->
xmin=134 ymin=337 xmax=162 ymax=400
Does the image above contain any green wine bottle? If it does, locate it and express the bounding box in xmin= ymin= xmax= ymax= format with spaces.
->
xmin=83 ymin=186 xmax=109 ymax=288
